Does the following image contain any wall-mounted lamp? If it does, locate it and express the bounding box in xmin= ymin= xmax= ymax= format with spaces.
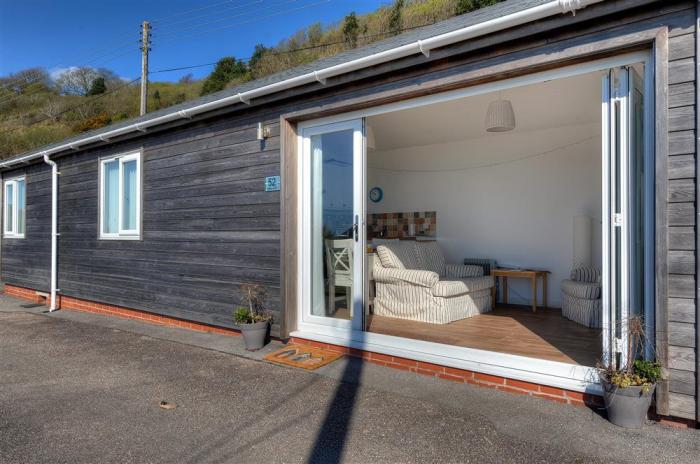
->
xmin=257 ymin=122 xmax=272 ymax=140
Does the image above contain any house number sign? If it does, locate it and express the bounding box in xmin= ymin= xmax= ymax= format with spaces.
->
xmin=265 ymin=176 xmax=281 ymax=192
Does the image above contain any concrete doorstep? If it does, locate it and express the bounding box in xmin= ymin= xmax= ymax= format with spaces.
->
xmin=0 ymin=294 xmax=698 ymax=464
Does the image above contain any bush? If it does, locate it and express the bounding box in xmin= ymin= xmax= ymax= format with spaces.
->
xmin=633 ymin=359 xmax=661 ymax=384
xmin=72 ymin=113 xmax=111 ymax=132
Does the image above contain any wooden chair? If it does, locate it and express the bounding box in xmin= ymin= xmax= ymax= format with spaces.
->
xmin=324 ymin=239 xmax=354 ymax=317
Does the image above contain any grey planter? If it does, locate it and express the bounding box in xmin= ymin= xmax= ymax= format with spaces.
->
xmin=601 ymin=378 xmax=655 ymax=429
xmin=238 ymin=320 xmax=269 ymax=351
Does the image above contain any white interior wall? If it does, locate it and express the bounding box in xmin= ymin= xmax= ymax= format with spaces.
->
xmin=367 ymin=122 xmax=602 ymax=307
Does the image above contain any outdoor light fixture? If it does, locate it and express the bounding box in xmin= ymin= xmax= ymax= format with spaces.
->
xmin=485 ymin=98 xmax=516 ymax=132
xmin=257 ymin=122 xmax=271 ymax=140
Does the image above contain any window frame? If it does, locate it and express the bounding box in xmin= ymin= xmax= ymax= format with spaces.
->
xmin=98 ymin=151 xmax=142 ymax=240
xmin=3 ymin=176 xmax=26 ymax=239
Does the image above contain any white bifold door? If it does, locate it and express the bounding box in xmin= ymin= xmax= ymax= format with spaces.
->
xmin=602 ymin=65 xmax=654 ymax=369
xmin=300 ymin=119 xmax=366 ymax=332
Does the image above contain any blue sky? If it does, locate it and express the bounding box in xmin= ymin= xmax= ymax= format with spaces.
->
xmin=0 ymin=0 xmax=386 ymax=82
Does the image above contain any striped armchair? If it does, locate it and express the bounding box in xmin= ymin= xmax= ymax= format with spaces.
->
xmin=373 ymin=241 xmax=494 ymax=324
xmin=561 ymin=267 xmax=601 ymax=328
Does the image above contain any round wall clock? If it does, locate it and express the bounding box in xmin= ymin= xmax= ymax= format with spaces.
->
xmin=369 ymin=187 xmax=383 ymax=203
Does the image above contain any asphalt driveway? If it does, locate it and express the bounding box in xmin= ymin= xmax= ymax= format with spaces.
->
xmin=0 ymin=301 xmax=698 ymax=463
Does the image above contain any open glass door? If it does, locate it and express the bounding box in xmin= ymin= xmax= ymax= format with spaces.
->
xmin=602 ymin=65 xmax=653 ymax=369
xmin=300 ymin=119 xmax=365 ymax=331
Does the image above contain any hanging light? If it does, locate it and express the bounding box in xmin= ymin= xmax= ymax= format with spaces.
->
xmin=485 ymin=99 xmax=516 ymax=132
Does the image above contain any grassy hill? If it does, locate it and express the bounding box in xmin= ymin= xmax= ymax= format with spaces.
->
xmin=0 ymin=0 xmax=499 ymax=158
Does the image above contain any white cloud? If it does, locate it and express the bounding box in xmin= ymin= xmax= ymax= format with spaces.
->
xmin=49 ymin=66 xmax=79 ymax=81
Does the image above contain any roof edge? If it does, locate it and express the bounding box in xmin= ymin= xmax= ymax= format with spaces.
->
xmin=0 ymin=0 xmax=603 ymax=170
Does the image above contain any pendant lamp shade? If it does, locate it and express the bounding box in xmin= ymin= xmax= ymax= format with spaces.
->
xmin=485 ymin=99 xmax=516 ymax=132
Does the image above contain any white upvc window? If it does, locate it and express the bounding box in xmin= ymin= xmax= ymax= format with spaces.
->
xmin=3 ymin=176 xmax=26 ymax=238
xmin=99 ymin=151 xmax=141 ymax=239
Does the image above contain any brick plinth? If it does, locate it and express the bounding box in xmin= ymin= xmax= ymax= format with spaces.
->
xmin=290 ymin=337 xmax=603 ymax=407
xmin=290 ymin=337 xmax=700 ymax=429
xmin=4 ymin=284 xmax=240 ymax=336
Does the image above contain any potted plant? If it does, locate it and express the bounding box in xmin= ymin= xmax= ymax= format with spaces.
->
xmin=234 ymin=283 xmax=272 ymax=351
xmin=597 ymin=315 xmax=661 ymax=428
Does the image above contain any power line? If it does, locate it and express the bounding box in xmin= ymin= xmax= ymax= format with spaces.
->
xmin=153 ymin=0 xmax=302 ymax=38
xmin=151 ymin=0 xmax=332 ymax=48
xmin=149 ymin=20 xmax=440 ymax=75
xmin=1 ymin=35 xmax=138 ymax=92
xmin=151 ymin=0 xmax=264 ymax=30
xmin=4 ymin=77 xmax=141 ymax=134
xmin=150 ymin=0 xmax=249 ymax=25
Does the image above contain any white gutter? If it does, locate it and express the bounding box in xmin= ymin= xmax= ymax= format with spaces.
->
xmin=0 ymin=0 xmax=603 ymax=169
xmin=42 ymin=154 xmax=59 ymax=311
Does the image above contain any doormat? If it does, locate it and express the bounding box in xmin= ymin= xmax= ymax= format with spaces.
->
xmin=263 ymin=345 xmax=343 ymax=370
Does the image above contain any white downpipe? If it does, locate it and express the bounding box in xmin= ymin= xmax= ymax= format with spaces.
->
xmin=0 ymin=0 xmax=604 ymax=169
xmin=42 ymin=154 xmax=58 ymax=311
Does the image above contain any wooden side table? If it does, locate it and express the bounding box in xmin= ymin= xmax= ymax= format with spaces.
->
xmin=490 ymin=268 xmax=550 ymax=312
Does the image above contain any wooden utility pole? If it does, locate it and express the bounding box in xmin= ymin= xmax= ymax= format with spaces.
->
xmin=139 ymin=20 xmax=150 ymax=116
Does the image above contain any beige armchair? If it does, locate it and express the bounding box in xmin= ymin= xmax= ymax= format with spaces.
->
xmin=561 ymin=267 xmax=601 ymax=328
xmin=373 ymin=241 xmax=494 ymax=324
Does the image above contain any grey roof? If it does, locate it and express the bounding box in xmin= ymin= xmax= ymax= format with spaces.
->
xmin=3 ymin=0 xmax=552 ymax=165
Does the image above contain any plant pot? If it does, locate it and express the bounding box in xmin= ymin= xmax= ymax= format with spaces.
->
xmin=601 ymin=378 xmax=655 ymax=429
xmin=238 ymin=320 xmax=269 ymax=351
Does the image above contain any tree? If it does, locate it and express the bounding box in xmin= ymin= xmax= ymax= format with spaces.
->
xmin=178 ymin=73 xmax=194 ymax=85
xmin=152 ymin=89 xmax=161 ymax=109
xmin=388 ymin=0 xmax=404 ymax=36
xmin=343 ymin=12 xmax=360 ymax=47
xmin=0 ymin=68 xmax=51 ymax=95
xmin=200 ymin=57 xmax=249 ymax=95
xmin=248 ymin=44 xmax=270 ymax=78
xmin=456 ymin=0 xmax=501 ymax=15
xmin=87 ymin=77 xmax=106 ymax=96
xmin=55 ymin=67 xmax=99 ymax=95
xmin=307 ymin=22 xmax=323 ymax=46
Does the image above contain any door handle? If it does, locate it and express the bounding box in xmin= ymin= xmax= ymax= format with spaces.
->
xmin=353 ymin=215 xmax=359 ymax=242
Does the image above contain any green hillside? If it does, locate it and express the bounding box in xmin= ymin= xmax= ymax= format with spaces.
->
xmin=0 ymin=0 xmax=499 ymax=158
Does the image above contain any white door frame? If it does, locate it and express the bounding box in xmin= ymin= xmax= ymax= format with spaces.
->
xmin=294 ymin=51 xmax=653 ymax=393
xmin=298 ymin=119 xmax=365 ymax=332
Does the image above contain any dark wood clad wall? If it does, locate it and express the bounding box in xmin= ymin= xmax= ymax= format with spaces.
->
xmin=1 ymin=162 xmax=51 ymax=292
xmin=666 ymin=4 xmax=697 ymax=420
xmin=54 ymin=115 xmax=282 ymax=332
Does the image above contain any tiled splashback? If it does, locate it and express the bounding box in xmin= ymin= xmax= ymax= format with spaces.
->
xmin=367 ymin=211 xmax=437 ymax=239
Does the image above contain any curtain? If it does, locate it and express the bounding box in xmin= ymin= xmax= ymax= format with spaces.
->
xmin=103 ymin=160 xmax=119 ymax=233
xmin=4 ymin=183 xmax=13 ymax=232
xmin=16 ymin=179 xmax=25 ymax=235
xmin=122 ymin=160 xmax=137 ymax=230
xmin=310 ymin=135 xmax=326 ymax=317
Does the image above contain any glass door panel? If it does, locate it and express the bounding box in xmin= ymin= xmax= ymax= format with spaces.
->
xmin=602 ymin=65 xmax=652 ymax=369
xmin=302 ymin=119 xmax=364 ymax=330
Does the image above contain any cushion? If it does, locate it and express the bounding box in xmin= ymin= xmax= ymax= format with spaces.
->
xmin=570 ymin=267 xmax=601 ymax=283
xmin=561 ymin=279 xmax=600 ymax=300
xmin=415 ymin=241 xmax=446 ymax=275
xmin=376 ymin=242 xmax=420 ymax=269
xmin=432 ymin=276 xmax=494 ymax=297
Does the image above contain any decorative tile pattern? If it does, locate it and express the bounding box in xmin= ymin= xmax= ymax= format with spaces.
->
xmin=368 ymin=211 xmax=436 ymax=239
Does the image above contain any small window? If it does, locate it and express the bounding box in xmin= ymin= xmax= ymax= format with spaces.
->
xmin=3 ymin=177 xmax=26 ymax=238
xmin=100 ymin=151 xmax=141 ymax=239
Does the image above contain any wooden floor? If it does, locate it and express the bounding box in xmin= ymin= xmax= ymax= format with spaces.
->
xmin=366 ymin=306 xmax=601 ymax=366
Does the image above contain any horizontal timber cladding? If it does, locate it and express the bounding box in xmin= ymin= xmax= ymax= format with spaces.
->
xmin=0 ymin=0 xmax=696 ymax=419
xmin=49 ymin=116 xmax=283 ymax=334
xmin=664 ymin=0 xmax=697 ymax=421
xmin=1 ymin=162 xmax=52 ymax=292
